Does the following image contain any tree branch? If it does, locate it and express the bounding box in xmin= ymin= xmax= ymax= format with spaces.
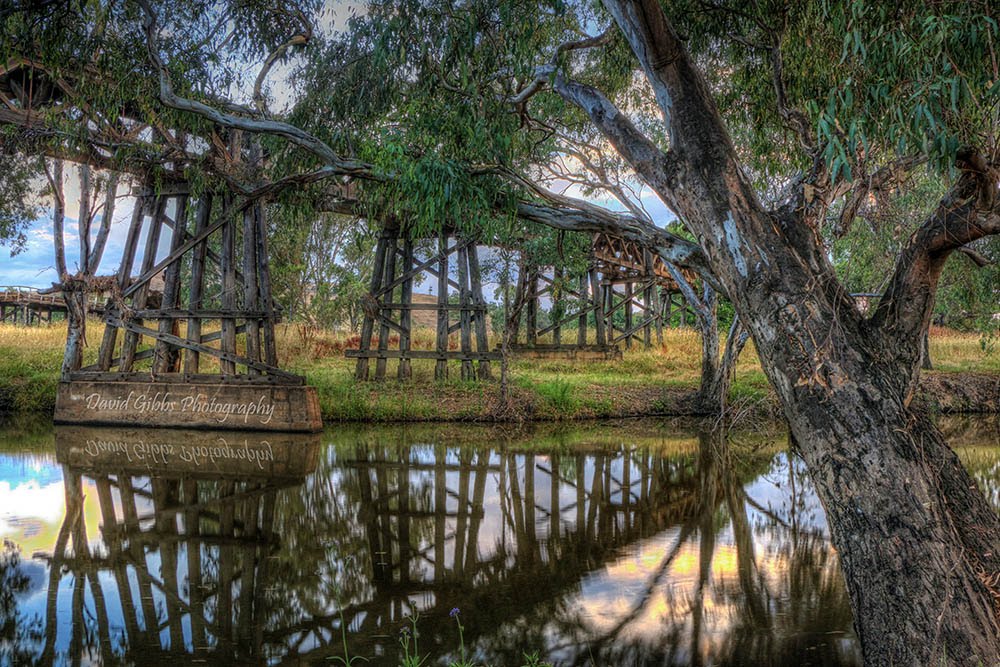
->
xmin=253 ymin=11 xmax=312 ymax=114
xmin=43 ymin=158 xmax=67 ymax=278
xmin=515 ymin=200 xmax=716 ymax=286
xmin=957 ymin=246 xmax=992 ymax=268
xmin=88 ymin=171 xmax=120 ymax=271
xmin=138 ymin=0 xmax=376 ymax=179
xmin=550 ymin=74 xmax=682 ymax=210
xmin=316 ymin=184 xmax=715 ymax=283
xmin=508 ymin=28 xmax=614 ymax=106
xmin=869 ymin=167 xmax=1000 ymax=392
xmin=769 ymin=42 xmax=815 ymax=152
xmin=831 ymin=155 xmax=926 ymax=240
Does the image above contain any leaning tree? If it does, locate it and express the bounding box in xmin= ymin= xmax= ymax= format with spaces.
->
xmin=293 ymin=0 xmax=1000 ymax=661
xmin=517 ymin=1 xmax=1000 ymax=663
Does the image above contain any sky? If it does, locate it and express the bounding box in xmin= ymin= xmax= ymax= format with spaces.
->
xmin=0 ymin=1 xmax=676 ymax=293
xmin=1 ymin=179 xmax=148 ymax=288
xmin=0 ymin=172 xmax=675 ymax=298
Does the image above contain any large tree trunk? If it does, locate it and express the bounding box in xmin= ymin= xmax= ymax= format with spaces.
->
xmin=551 ymin=2 xmax=1000 ymax=662
xmin=724 ymin=206 xmax=1000 ymax=664
xmin=775 ymin=340 xmax=1000 ymax=663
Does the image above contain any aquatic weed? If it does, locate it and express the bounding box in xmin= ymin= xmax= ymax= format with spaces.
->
xmin=399 ymin=613 xmax=427 ymax=667
xmin=447 ymin=608 xmax=476 ymax=667
xmin=327 ymin=608 xmax=368 ymax=665
xmin=520 ymin=653 xmax=553 ymax=667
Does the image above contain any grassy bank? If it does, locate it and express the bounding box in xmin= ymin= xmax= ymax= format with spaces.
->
xmin=1 ymin=321 xmax=997 ymax=421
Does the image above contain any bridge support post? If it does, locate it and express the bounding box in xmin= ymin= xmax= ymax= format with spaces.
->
xmin=347 ymin=224 xmax=497 ymax=380
xmin=55 ymin=173 xmax=321 ymax=432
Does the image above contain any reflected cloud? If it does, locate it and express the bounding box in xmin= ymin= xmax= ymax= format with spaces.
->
xmin=0 ymin=419 xmax=993 ymax=665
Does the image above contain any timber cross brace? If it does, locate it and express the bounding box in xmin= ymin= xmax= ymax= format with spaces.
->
xmin=347 ymin=222 xmax=699 ymax=379
xmin=347 ymin=222 xmax=499 ymax=381
xmin=0 ymin=58 xmax=321 ymax=431
xmin=53 ymin=180 xmax=322 ymax=432
xmin=511 ymin=232 xmax=697 ymax=360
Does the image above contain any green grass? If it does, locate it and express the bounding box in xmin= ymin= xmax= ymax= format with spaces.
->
xmin=1 ymin=320 xmax=996 ymax=422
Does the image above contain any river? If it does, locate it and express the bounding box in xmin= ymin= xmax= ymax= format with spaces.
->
xmin=0 ymin=417 xmax=996 ymax=666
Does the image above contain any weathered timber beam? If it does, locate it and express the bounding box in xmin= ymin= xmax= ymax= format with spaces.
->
xmin=104 ymin=315 xmax=300 ymax=379
xmin=376 ymin=238 xmax=474 ymax=297
xmin=536 ymin=303 xmax=598 ymax=337
xmin=130 ymin=309 xmax=269 ymax=319
xmin=200 ymin=324 xmax=248 ymax=343
xmin=68 ymin=371 xmax=304 ymax=386
xmin=612 ymin=317 xmax=657 ymax=343
xmin=378 ymin=302 xmax=486 ymax=311
xmin=80 ymin=348 xmax=155 ymax=371
xmin=344 ymin=350 xmax=503 ymax=360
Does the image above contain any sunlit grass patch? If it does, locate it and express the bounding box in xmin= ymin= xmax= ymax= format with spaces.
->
xmin=927 ymin=325 xmax=1000 ymax=373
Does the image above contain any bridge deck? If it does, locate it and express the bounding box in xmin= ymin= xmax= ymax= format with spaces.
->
xmin=0 ymin=285 xmax=106 ymax=323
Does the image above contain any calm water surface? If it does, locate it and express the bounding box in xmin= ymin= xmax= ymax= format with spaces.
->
xmin=0 ymin=417 xmax=997 ymax=666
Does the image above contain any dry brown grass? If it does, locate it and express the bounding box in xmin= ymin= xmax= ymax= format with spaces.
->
xmin=1 ymin=320 xmax=995 ymax=420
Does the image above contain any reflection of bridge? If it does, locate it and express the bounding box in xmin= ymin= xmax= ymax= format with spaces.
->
xmin=37 ymin=427 xmax=717 ymax=665
xmin=39 ymin=426 xmax=320 ymax=665
xmin=32 ymin=427 xmax=848 ymax=666
xmin=0 ymin=286 xmax=104 ymax=324
xmin=267 ymin=443 xmax=724 ymax=663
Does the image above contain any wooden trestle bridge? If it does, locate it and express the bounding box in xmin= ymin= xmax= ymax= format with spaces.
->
xmin=35 ymin=426 xmax=751 ymax=666
xmin=346 ymin=226 xmax=699 ymax=380
xmin=2 ymin=57 xmax=321 ymax=431
xmin=0 ymin=285 xmax=106 ymax=324
xmin=2 ymin=56 xmax=699 ymax=426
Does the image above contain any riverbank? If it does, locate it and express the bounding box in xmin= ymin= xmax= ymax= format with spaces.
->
xmin=1 ymin=322 xmax=997 ymax=421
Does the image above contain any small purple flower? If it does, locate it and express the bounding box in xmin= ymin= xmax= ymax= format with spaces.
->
xmin=449 ymin=607 xmax=460 ymax=618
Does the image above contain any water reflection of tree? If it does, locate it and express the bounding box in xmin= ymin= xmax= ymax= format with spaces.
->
xmin=529 ymin=430 xmax=860 ymax=667
xmin=26 ymin=420 xmax=998 ymax=665
xmin=226 ymin=427 xmax=864 ymax=665
xmin=718 ymin=435 xmax=856 ymax=666
xmin=0 ymin=540 xmax=43 ymax=666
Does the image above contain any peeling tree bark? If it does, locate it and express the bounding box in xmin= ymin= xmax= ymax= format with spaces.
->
xmin=544 ymin=1 xmax=1000 ymax=663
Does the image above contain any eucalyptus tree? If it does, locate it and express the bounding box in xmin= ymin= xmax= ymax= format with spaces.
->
xmin=267 ymin=206 xmax=378 ymax=331
xmin=0 ymin=150 xmax=40 ymax=255
xmin=284 ymin=0 xmax=745 ymax=412
xmin=40 ymin=160 xmax=121 ymax=376
xmin=509 ymin=1 xmax=1000 ymax=663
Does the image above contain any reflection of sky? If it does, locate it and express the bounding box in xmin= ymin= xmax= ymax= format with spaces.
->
xmin=0 ymin=454 xmax=67 ymax=552
xmin=744 ymin=452 xmax=830 ymax=535
xmin=0 ymin=425 xmax=995 ymax=666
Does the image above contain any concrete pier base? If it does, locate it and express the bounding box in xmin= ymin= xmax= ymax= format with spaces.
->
xmin=54 ymin=380 xmax=323 ymax=432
